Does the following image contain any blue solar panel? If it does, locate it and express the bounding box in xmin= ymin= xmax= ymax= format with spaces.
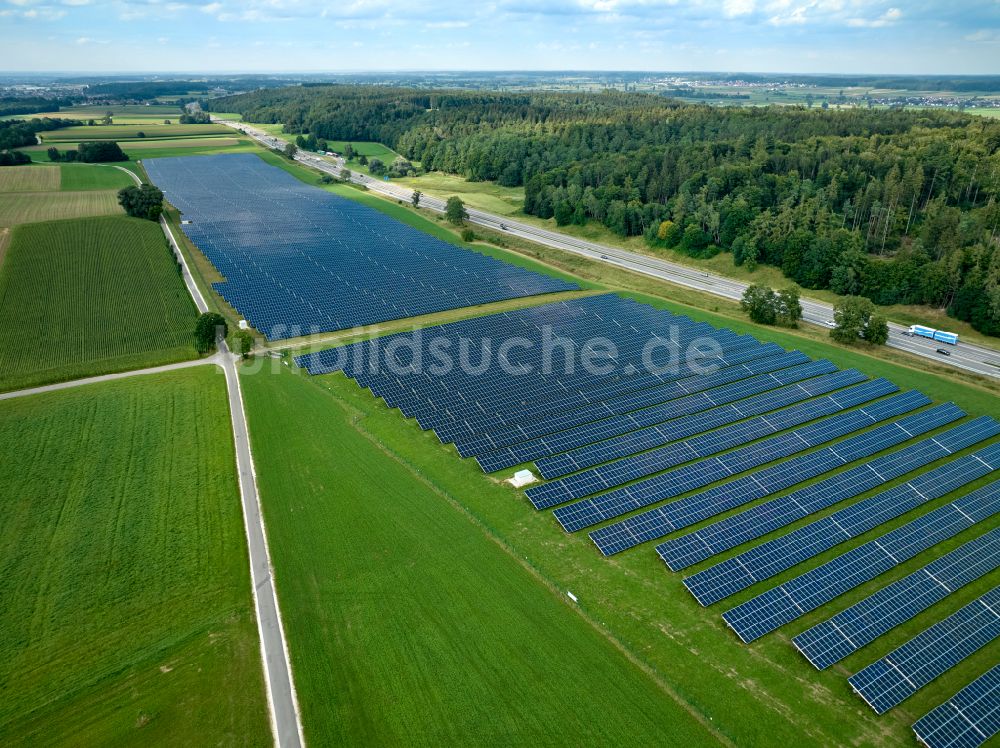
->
xmin=660 ymin=416 xmax=1000 ymax=570
xmin=522 ymin=367 xmax=868 ymax=479
xmin=584 ymin=397 xmax=952 ymax=549
xmin=477 ymin=360 xmax=852 ymax=473
xmin=848 ymin=586 xmax=1000 ymax=714
xmin=145 ymin=153 xmax=577 ymax=339
xmin=720 ymin=441 xmax=1000 ymax=642
xmin=530 ymin=375 xmax=890 ymax=511
xmin=794 ymin=509 xmax=1000 ymax=669
xmin=913 ymin=665 xmax=1000 ymax=748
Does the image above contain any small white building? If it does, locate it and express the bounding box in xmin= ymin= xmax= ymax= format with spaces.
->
xmin=238 ymin=319 xmax=249 ymax=330
xmin=507 ymin=469 xmax=537 ymax=488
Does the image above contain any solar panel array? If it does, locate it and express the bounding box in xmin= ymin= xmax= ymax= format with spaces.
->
xmin=794 ymin=508 xmax=1000 ymax=669
xmin=298 ymin=289 xmax=1000 ymax=730
xmin=848 ymin=585 xmax=1000 ymax=714
xmin=913 ymin=665 xmax=1000 ymax=748
xmin=659 ymin=418 xmax=1000 ymax=571
xmin=144 ymin=153 xmax=577 ymax=339
xmin=587 ymin=401 xmax=960 ymax=552
xmin=721 ymin=442 xmax=1000 ymax=643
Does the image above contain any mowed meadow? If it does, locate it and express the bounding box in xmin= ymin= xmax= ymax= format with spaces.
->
xmin=0 ymin=216 xmax=198 ymax=391
xmin=0 ymin=368 xmax=269 ymax=745
xmin=241 ymin=364 xmax=721 ymax=746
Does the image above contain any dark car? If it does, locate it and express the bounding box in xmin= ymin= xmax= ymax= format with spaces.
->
xmin=936 ymin=348 xmax=951 ymax=356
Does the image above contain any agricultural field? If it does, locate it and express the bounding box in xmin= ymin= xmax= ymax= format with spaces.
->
xmin=123 ymin=136 xmax=240 ymax=149
xmin=38 ymin=124 xmax=231 ymax=142
xmin=0 ymin=216 xmax=198 ymax=391
xmin=0 ymin=165 xmax=60 ymax=192
xmin=0 ymin=368 xmax=269 ymax=744
xmin=0 ymin=190 xmax=122 ymax=226
xmin=240 ymin=363 xmax=720 ymax=746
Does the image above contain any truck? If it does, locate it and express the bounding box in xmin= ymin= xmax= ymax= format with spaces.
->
xmin=908 ymin=325 xmax=959 ymax=345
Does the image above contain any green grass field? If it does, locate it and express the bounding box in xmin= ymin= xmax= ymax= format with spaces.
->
xmin=0 ymin=368 xmax=269 ymax=744
xmin=39 ymin=124 xmax=231 ymax=142
xmin=397 ymin=171 xmax=525 ymax=216
xmin=0 ymin=216 xmax=198 ymax=391
xmin=0 ymin=190 xmax=122 ymax=226
xmin=241 ymin=363 xmax=722 ymax=746
xmin=59 ymin=163 xmax=136 ymax=191
xmin=123 ymin=136 xmax=241 ymax=150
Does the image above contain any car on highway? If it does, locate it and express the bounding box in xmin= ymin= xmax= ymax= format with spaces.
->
xmin=936 ymin=348 xmax=952 ymax=356
xmin=600 ymin=254 xmax=609 ymax=260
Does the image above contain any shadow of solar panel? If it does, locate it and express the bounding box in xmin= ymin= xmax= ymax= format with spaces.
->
xmin=913 ymin=665 xmax=1000 ymax=748
xmin=145 ymin=153 xmax=578 ymax=339
xmin=848 ymin=586 xmax=1000 ymax=714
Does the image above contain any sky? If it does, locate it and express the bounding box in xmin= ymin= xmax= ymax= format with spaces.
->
xmin=0 ymin=0 xmax=998 ymax=74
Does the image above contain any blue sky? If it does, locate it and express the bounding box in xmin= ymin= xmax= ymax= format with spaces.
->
xmin=0 ymin=0 xmax=998 ymax=74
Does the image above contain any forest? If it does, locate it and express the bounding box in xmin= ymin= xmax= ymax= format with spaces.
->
xmin=212 ymin=86 xmax=1000 ymax=335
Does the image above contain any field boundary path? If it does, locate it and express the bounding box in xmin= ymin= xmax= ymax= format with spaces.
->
xmin=220 ymin=120 xmax=1000 ymax=381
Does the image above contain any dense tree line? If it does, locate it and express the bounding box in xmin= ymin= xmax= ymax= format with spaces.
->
xmin=0 ymin=97 xmax=75 ymax=116
xmin=212 ymin=86 xmax=1000 ymax=335
xmin=0 ymin=117 xmax=79 ymax=150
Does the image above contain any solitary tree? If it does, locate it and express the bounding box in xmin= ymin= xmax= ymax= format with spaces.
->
xmin=831 ymin=296 xmax=888 ymax=345
xmin=445 ymin=196 xmax=468 ymax=226
xmin=344 ymin=143 xmax=355 ymax=160
xmin=284 ymin=142 xmax=297 ymax=160
xmin=741 ymin=284 xmax=777 ymax=325
xmin=46 ymin=146 xmax=60 ymax=162
xmin=194 ymin=312 xmax=227 ymax=354
xmin=117 ymin=184 xmax=164 ymax=221
xmin=411 ymin=190 xmax=422 ymax=208
xmin=358 ymin=154 xmax=368 ymax=166
xmin=367 ymin=157 xmax=386 ymax=176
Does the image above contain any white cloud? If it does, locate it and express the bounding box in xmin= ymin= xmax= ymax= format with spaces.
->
xmin=847 ymin=6 xmax=901 ymax=27
xmin=723 ymin=0 xmax=755 ymax=17
xmin=965 ymin=28 xmax=1000 ymax=42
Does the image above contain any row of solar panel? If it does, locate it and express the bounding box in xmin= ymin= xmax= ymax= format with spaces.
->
xmin=145 ymin=154 xmax=577 ymax=338
xmin=721 ymin=444 xmax=1000 ymax=642
xmin=658 ymin=417 xmax=1000 ymax=570
xmin=587 ymin=402 xmax=961 ymax=553
xmin=552 ymin=392 xmax=937 ymax=530
xmin=913 ymin=664 xmax=1000 ymax=748
xmin=849 ymin=585 xmax=1000 ymax=714
xmin=527 ymin=374 xmax=889 ymax=508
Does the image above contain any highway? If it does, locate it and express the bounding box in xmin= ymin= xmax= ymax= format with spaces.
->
xmin=221 ymin=120 xmax=1000 ymax=382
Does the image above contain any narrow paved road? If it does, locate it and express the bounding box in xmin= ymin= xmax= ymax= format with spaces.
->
xmin=0 ymin=356 xmax=222 ymax=401
xmin=159 ymin=205 xmax=305 ymax=747
xmin=222 ymin=120 xmax=1000 ymax=381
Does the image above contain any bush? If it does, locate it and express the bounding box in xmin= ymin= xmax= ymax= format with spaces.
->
xmin=0 ymin=150 xmax=31 ymax=166
xmin=228 ymin=329 xmax=255 ymax=359
xmin=460 ymin=228 xmax=475 ymax=242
